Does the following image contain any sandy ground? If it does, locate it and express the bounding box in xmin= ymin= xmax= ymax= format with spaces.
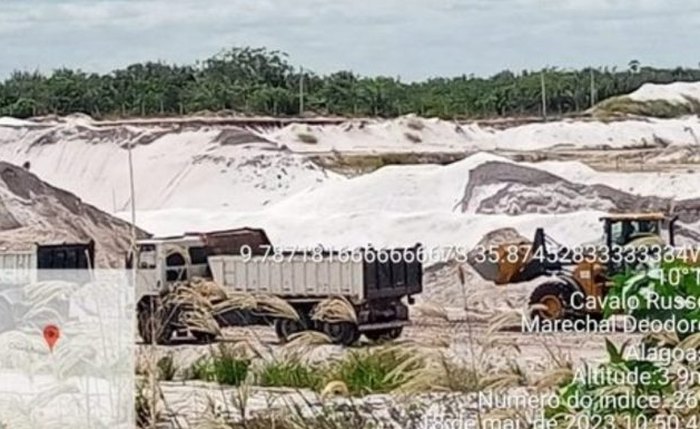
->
xmin=5 ymin=107 xmax=700 ymax=426
xmin=137 ymin=311 xmax=635 ymax=428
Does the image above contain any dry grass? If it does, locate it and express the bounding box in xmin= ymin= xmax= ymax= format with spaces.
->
xmin=310 ymin=297 xmax=357 ymax=324
xmin=254 ymin=294 xmax=300 ymax=321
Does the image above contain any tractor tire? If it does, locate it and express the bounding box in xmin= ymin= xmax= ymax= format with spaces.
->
xmin=322 ymin=321 xmax=359 ymax=346
xmin=529 ymin=281 xmax=576 ymax=322
xmin=364 ymin=327 xmax=403 ymax=343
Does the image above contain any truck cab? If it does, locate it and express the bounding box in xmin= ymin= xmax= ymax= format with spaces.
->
xmin=129 ymin=235 xmax=209 ymax=300
xmin=129 ymin=228 xmax=272 ymax=302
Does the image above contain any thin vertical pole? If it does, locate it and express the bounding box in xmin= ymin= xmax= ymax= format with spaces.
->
xmin=299 ymin=67 xmax=305 ymax=115
xmin=540 ymin=70 xmax=547 ymax=120
xmin=590 ymin=69 xmax=596 ymax=107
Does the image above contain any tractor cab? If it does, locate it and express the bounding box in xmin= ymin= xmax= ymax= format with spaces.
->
xmin=600 ymin=213 xmax=678 ymax=275
xmin=600 ymin=213 xmax=676 ymax=249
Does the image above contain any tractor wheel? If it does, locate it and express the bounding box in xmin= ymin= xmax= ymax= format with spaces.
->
xmin=364 ymin=327 xmax=403 ymax=343
xmin=529 ymin=281 xmax=575 ymax=321
xmin=322 ymin=322 xmax=359 ymax=346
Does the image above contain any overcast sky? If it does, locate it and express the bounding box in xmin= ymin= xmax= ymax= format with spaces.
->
xmin=2 ymin=0 xmax=700 ymax=81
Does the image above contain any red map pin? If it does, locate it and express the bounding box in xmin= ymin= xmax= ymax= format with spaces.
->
xmin=43 ymin=325 xmax=61 ymax=352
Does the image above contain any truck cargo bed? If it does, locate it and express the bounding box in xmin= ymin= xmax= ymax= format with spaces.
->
xmin=208 ymin=245 xmax=422 ymax=301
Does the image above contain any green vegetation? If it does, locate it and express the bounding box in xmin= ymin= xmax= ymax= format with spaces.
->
xmin=594 ymin=96 xmax=700 ymax=118
xmin=189 ymin=346 xmax=251 ymax=386
xmin=605 ymin=259 xmax=700 ymax=339
xmin=156 ymin=353 xmax=177 ymax=381
xmin=256 ymin=359 xmax=324 ymax=390
xmin=547 ymin=261 xmax=700 ymax=424
xmin=325 ymin=347 xmax=421 ymax=395
xmin=2 ymin=47 xmax=700 ymax=119
xmin=546 ymin=340 xmax=672 ymax=422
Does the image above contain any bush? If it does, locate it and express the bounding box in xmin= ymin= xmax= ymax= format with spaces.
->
xmin=605 ymin=259 xmax=700 ymax=340
xmin=257 ymin=359 xmax=323 ymax=390
xmin=188 ymin=346 xmax=251 ymax=386
xmin=546 ymin=339 xmax=672 ymax=422
xmin=325 ymin=347 xmax=419 ymax=395
xmin=594 ymin=96 xmax=697 ymax=119
xmin=156 ymin=353 xmax=177 ymax=381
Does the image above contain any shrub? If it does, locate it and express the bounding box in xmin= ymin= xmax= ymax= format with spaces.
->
xmin=135 ymin=380 xmax=161 ymax=428
xmin=593 ymin=96 xmax=696 ymax=119
xmin=188 ymin=345 xmax=251 ymax=386
xmin=256 ymin=359 xmax=323 ymax=390
xmin=325 ymin=347 xmax=420 ymax=395
xmin=156 ymin=353 xmax=177 ymax=381
xmin=545 ymin=339 xmax=672 ymax=422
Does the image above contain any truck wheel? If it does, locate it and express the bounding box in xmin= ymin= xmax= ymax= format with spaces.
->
xmin=529 ymin=281 xmax=575 ymax=321
xmin=137 ymin=298 xmax=174 ymax=345
xmin=322 ymin=322 xmax=359 ymax=346
xmin=274 ymin=318 xmax=305 ymax=343
xmin=192 ymin=330 xmax=217 ymax=344
xmin=0 ymin=299 xmax=14 ymax=334
xmin=365 ymin=327 xmax=403 ymax=342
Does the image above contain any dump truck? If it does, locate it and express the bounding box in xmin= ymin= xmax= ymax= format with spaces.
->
xmin=469 ymin=213 xmax=678 ymax=321
xmin=131 ymin=228 xmax=423 ymax=346
xmin=0 ymin=241 xmax=95 ymax=332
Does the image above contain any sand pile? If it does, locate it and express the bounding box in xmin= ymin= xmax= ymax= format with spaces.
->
xmin=0 ymin=162 xmax=142 ymax=267
xmin=0 ymin=120 xmax=340 ymax=213
xmin=628 ymin=82 xmax=700 ymax=105
xmin=461 ymin=161 xmax=674 ymax=215
xmin=262 ymin=114 xmax=490 ymax=153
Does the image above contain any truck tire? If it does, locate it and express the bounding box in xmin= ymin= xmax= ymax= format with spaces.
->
xmin=529 ymin=281 xmax=575 ymax=322
xmin=192 ymin=330 xmax=217 ymax=344
xmin=0 ymin=299 xmax=14 ymax=334
xmin=365 ymin=327 xmax=403 ymax=343
xmin=137 ymin=297 xmax=175 ymax=345
xmin=322 ymin=321 xmax=359 ymax=346
xmin=274 ymin=318 xmax=306 ymax=343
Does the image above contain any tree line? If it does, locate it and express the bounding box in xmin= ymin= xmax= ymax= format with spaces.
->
xmin=1 ymin=47 xmax=699 ymax=119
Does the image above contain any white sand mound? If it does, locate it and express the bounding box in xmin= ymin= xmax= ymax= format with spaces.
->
xmin=532 ymin=159 xmax=700 ymax=199
xmin=269 ymin=152 xmax=510 ymax=216
xmin=262 ymin=114 xmax=492 ymax=153
xmin=123 ymin=151 xmax=700 ymax=250
xmin=3 ymin=114 xmax=700 ymax=216
xmin=0 ymin=117 xmax=39 ymax=127
xmin=127 ymin=209 xmax=606 ymax=254
xmin=265 ymin=115 xmax=700 ymax=152
xmin=487 ymin=117 xmax=700 ymax=151
xmin=0 ymin=122 xmax=341 ymax=213
xmin=628 ymin=82 xmax=700 ymax=105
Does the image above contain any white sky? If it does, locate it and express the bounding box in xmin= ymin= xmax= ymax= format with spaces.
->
xmin=2 ymin=0 xmax=700 ymax=81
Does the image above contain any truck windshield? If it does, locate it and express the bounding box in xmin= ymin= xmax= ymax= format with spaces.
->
xmin=138 ymin=244 xmax=157 ymax=269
